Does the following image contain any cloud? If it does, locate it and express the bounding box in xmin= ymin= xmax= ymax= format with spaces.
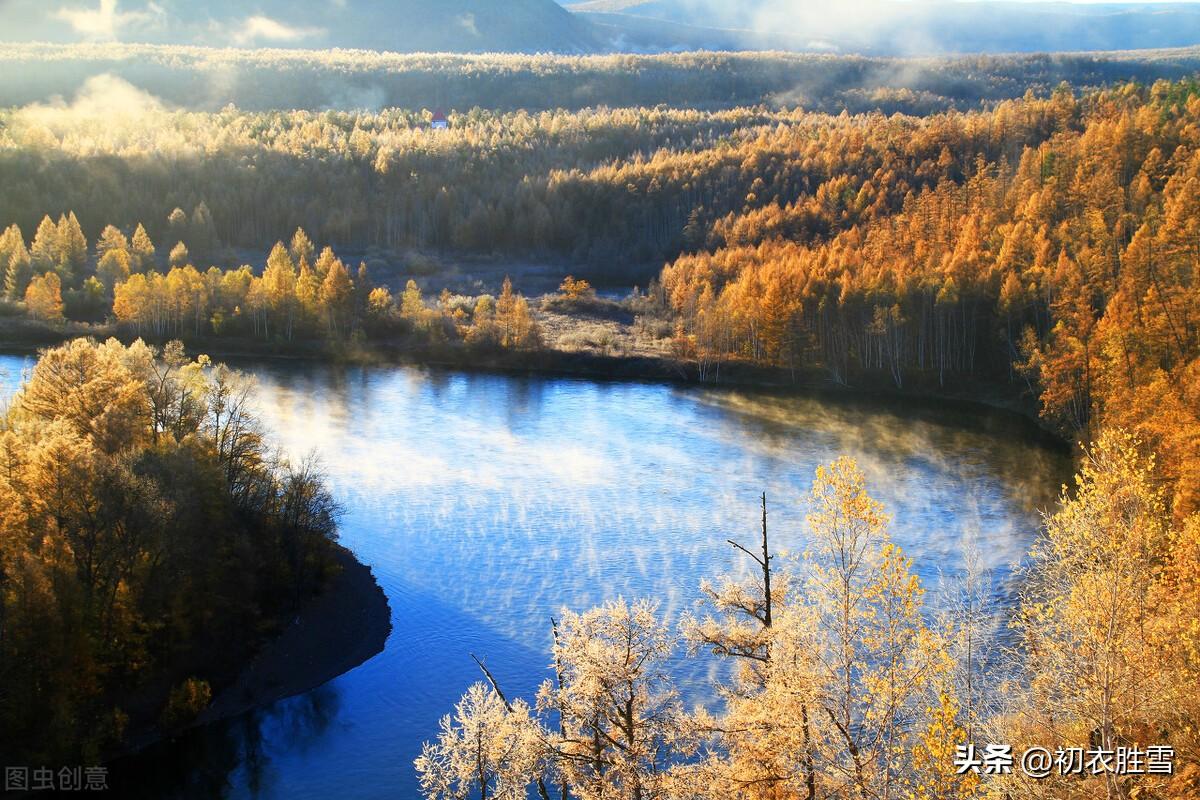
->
xmin=642 ymin=0 xmax=937 ymax=55
xmin=15 ymin=73 xmax=166 ymax=130
xmin=53 ymin=0 xmax=159 ymax=41
xmin=746 ymin=0 xmax=906 ymax=52
xmin=456 ymin=12 xmax=481 ymax=38
xmin=231 ymin=15 xmax=325 ymax=46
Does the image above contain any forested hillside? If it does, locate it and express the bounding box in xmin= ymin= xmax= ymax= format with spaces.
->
xmin=0 ymin=339 xmax=342 ymax=763
xmin=659 ymin=81 xmax=1200 ymax=519
xmin=4 ymin=43 xmax=1200 ymax=112
xmin=2 ymin=78 xmax=1197 ymax=519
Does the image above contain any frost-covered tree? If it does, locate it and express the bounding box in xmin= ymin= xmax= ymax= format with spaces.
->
xmin=538 ymin=599 xmax=694 ymax=800
xmin=678 ymin=463 xmax=967 ymax=800
xmin=993 ymin=431 xmax=1180 ymax=800
xmin=415 ymin=682 xmax=545 ymax=800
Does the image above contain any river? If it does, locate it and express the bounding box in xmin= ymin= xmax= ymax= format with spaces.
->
xmin=0 ymin=353 xmax=1070 ymax=799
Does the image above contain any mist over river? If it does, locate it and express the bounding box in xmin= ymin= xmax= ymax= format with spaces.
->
xmin=0 ymin=353 xmax=1070 ymax=800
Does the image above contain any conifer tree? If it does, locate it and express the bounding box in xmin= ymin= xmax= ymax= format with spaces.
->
xmin=95 ymin=224 xmax=129 ymax=261
xmin=130 ymin=223 xmax=156 ymax=273
xmin=97 ymin=249 xmax=132 ymax=293
xmin=29 ymin=215 xmax=58 ymax=276
xmin=3 ymin=239 xmax=32 ymax=302
xmin=263 ymin=242 xmax=298 ymax=340
xmin=57 ymin=212 xmax=87 ymax=282
xmin=290 ymin=227 xmax=316 ymax=270
xmin=319 ymin=257 xmax=353 ymax=337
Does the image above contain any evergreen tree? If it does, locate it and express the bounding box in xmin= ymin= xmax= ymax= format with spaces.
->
xmin=97 ymin=248 xmax=132 ymax=293
xmin=29 ymin=215 xmax=58 ymax=276
xmin=95 ymin=224 xmax=129 ymax=261
xmin=319 ymin=257 xmax=353 ymax=337
xmin=263 ymin=242 xmax=297 ymax=339
xmin=290 ymin=227 xmax=316 ymax=270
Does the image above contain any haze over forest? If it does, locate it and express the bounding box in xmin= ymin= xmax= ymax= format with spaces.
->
xmin=1 ymin=0 xmax=1200 ymax=55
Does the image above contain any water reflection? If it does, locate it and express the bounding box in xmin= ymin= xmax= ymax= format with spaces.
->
xmin=0 ymin=356 xmax=1071 ymax=800
xmin=109 ymin=687 xmax=342 ymax=799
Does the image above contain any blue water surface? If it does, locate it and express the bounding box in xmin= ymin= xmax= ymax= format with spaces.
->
xmin=0 ymin=353 xmax=1069 ymax=799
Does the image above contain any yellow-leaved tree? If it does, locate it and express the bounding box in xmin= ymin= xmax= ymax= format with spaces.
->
xmin=680 ymin=463 xmax=976 ymax=800
xmin=994 ymin=430 xmax=1185 ymax=799
xmin=24 ymin=271 xmax=64 ymax=322
xmin=415 ymin=682 xmax=546 ymax=800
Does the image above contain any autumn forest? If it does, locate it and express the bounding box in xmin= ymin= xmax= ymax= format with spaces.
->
xmin=0 ymin=37 xmax=1198 ymax=800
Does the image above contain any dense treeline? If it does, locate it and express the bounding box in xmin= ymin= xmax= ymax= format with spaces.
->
xmin=0 ymin=338 xmax=341 ymax=763
xmin=3 ymin=80 xmax=1199 ymax=516
xmin=2 ymin=79 xmax=1198 ymax=272
xmin=6 ymin=81 xmax=1197 ymax=274
xmin=661 ymin=80 xmax=1200 ymax=517
xmin=4 ymin=43 xmax=1200 ymax=113
xmin=417 ymin=437 xmax=1200 ymax=799
xmin=0 ymin=86 xmax=1163 ymax=270
xmin=0 ymin=211 xmax=544 ymax=349
xmin=106 ymin=244 xmax=542 ymax=351
xmin=0 ymin=103 xmax=805 ymax=267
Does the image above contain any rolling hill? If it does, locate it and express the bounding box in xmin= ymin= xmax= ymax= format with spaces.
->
xmin=1 ymin=0 xmax=1198 ymax=56
xmin=565 ymin=0 xmax=1200 ymax=55
xmin=0 ymin=0 xmax=601 ymax=53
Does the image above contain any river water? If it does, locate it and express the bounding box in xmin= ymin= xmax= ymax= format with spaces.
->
xmin=0 ymin=353 xmax=1070 ymax=799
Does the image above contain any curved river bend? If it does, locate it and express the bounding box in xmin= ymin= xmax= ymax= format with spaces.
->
xmin=0 ymin=354 xmax=1070 ymax=800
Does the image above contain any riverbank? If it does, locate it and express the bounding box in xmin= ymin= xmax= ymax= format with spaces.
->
xmin=0 ymin=341 xmax=1076 ymax=798
xmin=196 ymin=545 xmax=392 ymax=727
xmin=117 ymin=544 xmax=391 ymax=757
xmin=0 ymin=315 xmax=1064 ymax=444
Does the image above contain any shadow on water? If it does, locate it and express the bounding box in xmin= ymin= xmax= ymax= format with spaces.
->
xmin=107 ymin=686 xmax=342 ymax=800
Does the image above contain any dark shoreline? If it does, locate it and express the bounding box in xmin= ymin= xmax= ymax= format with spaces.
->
xmin=196 ymin=545 xmax=392 ymax=727
xmin=117 ymin=544 xmax=392 ymax=760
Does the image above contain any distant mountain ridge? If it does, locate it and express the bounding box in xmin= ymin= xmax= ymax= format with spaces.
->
xmin=1 ymin=0 xmax=1199 ymax=55
xmin=566 ymin=0 xmax=1200 ymax=55
xmin=0 ymin=0 xmax=600 ymax=53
